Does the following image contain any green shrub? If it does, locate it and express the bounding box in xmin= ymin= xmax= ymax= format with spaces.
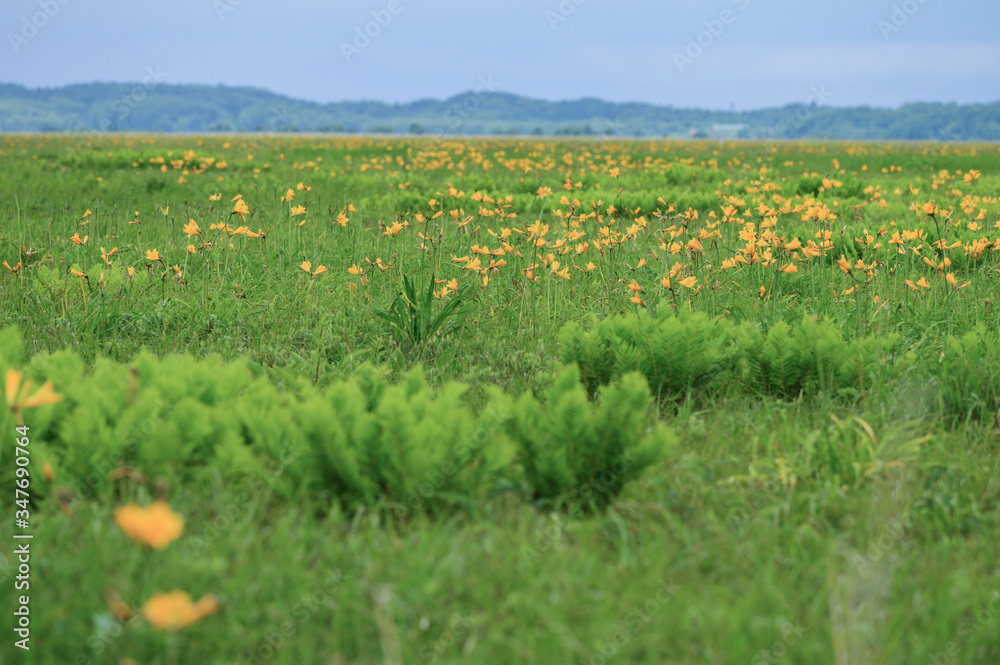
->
xmin=738 ymin=316 xmax=897 ymax=398
xmin=935 ymin=325 xmax=1000 ymax=423
xmin=508 ymin=364 xmax=675 ymax=507
xmin=1 ymin=327 xmax=664 ymax=513
xmin=559 ymin=309 xmax=736 ymax=400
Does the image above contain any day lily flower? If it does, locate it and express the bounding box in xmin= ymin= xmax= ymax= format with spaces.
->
xmin=113 ymin=500 xmax=184 ymax=549
xmin=5 ymin=370 xmax=62 ymax=420
xmin=232 ymin=198 xmax=250 ymax=220
xmin=300 ymin=261 xmax=328 ymax=278
xmin=143 ymin=591 xmax=218 ymax=631
xmin=678 ymin=276 xmax=698 ymax=289
xmin=183 ymin=220 xmax=202 ymax=237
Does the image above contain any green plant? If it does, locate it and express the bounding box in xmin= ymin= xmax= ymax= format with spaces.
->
xmin=738 ymin=316 xmax=897 ymax=398
xmin=372 ymin=273 xmax=466 ymax=347
xmin=508 ymin=364 xmax=675 ymax=507
xmin=559 ymin=309 xmax=737 ymax=400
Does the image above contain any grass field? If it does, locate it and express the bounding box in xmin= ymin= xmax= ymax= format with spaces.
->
xmin=1 ymin=134 xmax=999 ymax=664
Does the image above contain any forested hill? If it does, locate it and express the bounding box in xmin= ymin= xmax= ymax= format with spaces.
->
xmin=1 ymin=82 xmax=998 ymax=140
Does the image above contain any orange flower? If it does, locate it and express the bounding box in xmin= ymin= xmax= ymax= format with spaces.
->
xmin=113 ymin=500 xmax=184 ymax=549
xmin=143 ymin=591 xmax=218 ymax=631
xmin=5 ymin=370 xmax=62 ymax=415
xmin=145 ymin=249 xmax=161 ymax=262
xmin=678 ymin=276 xmax=697 ymax=289
xmin=70 ymin=233 xmax=88 ymax=245
xmin=232 ymin=198 xmax=250 ymax=220
xmin=290 ymin=205 xmax=306 ymax=217
xmin=779 ymin=263 xmax=798 ymax=274
xmin=922 ymin=202 xmax=937 ymax=216
xmin=299 ymin=261 xmax=327 ymax=278
xmin=3 ymin=260 xmax=21 ymax=274
xmin=183 ymin=220 xmax=202 ymax=237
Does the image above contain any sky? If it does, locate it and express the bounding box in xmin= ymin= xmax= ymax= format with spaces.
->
xmin=2 ymin=0 xmax=999 ymax=110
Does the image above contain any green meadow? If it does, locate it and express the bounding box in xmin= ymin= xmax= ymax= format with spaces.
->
xmin=1 ymin=134 xmax=999 ymax=664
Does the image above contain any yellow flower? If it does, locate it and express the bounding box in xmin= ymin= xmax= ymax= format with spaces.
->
xmin=209 ymin=193 xmax=221 ymax=201
xmin=916 ymin=277 xmax=930 ymax=288
xmin=678 ymin=276 xmax=697 ymax=289
xmin=142 ymin=591 xmax=218 ymax=631
xmin=282 ymin=188 xmax=295 ymax=202
xmin=779 ymin=263 xmax=797 ymax=273
xmin=609 ymin=167 xmax=620 ymax=178
xmin=300 ymin=261 xmax=327 ymax=278
xmin=290 ymin=205 xmax=307 ymax=217
xmin=232 ymin=198 xmax=250 ymax=220
xmin=183 ymin=220 xmax=202 ymax=237
xmin=922 ymin=202 xmax=937 ymax=216
xmin=70 ymin=267 xmax=88 ymax=279
xmin=347 ymin=264 xmax=363 ymax=276
xmin=113 ymin=500 xmax=184 ymax=549
xmin=5 ymin=370 xmax=62 ymax=415
xmin=70 ymin=233 xmax=88 ymax=245
xmin=145 ymin=249 xmax=161 ymax=262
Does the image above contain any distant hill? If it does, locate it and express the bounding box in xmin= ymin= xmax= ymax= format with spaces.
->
xmin=1 ymin=82 xmax=998 ymax=140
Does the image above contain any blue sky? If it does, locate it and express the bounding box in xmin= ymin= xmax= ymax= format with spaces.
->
xmin=2 ymin=0 xmax=999 ymax=109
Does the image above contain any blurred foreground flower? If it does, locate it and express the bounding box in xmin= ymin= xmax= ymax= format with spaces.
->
xmin=5 ymin=370 xmax=62 ymax=421
xmin=114 ymin=500 xmax=184 ymax=549
xmin=143 ymin=591 xmax=218 ymax=631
